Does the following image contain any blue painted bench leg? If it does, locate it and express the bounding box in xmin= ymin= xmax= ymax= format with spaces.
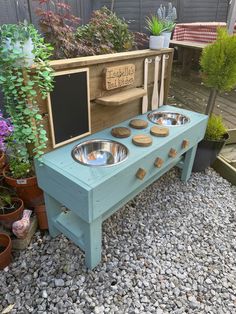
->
xmin=84 ymin=217 xmax=102 ymax=269
xmin=181 ymin=144 xmax=197 ymax=182
xmin=44 ymin=193 xmax=61 ymax=237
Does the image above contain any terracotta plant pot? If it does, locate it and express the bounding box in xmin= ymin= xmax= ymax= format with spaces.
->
xmin=0 ymin=233 xmax=12 ymax=269
xmin=35 ymin=204 xmax=48 ymax=230
xmin=0 ymin=151 xmax=6 ymax=169
xmin=0 ymin=197 xmax=24 ymax=229
xmin=3 ymin=167 xmax=44 ymax=208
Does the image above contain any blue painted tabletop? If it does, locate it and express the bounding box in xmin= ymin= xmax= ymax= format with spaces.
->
xmin=41 ymin=105 xmax=207 ymax=189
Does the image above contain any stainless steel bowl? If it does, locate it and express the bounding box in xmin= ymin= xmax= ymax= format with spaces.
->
xmin=147 ymin=111 xmax=190 ymax=126
xmin=72 ymin=139 xmax=129 ymax=167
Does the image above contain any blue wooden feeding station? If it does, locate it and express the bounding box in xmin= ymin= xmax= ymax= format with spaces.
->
xmin=36 ymin=105 xmax=208 ymax=269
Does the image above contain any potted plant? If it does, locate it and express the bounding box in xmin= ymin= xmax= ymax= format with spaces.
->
xmin=0 ymin=186 xmax=24 ymax=229
xmin=146 ymin=15 xmax=166 ymax=49
xmin=193 ymin=115 xmax=228 ymax=172
xmin=157 ymin=3 xmax=177 ymax=48
xmin=193 ymin=28 xmax=236 ymax=171
xmin=0 ymin=22 xmax=54 ymax=206
xmin=161 ymin=21 xmax=176 ymax=48
xmin=0 ymin=232 xmax=12 ymax=269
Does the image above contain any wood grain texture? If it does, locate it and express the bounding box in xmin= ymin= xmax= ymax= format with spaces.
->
xmin=168 ymin=148 xmax=177 ymax=158
xmin=129 ymin=119 xmax=148 ymax=129
xmin=154 ymin=157 xmax=164 ymax=168
xmin=182 ymin=139 xmax=190 ymax=149
xmin=150 ymin=126 xmax=169 ymax=137
xmin=111 ymin=127 xmax=131 ymax=138
xmin=104 ymin=64 xmax=135 ymax=90
xmin=136 ymin=168 xmax=147 ymax=180
xmin=132 ymin=134 xmax=152 ymax=147
xmin=37 ymin=50 xmax=173 ymax=152
xmin=96 ymin=88 xmax=146 ymax=106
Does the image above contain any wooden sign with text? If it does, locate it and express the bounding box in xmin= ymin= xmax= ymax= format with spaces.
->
xmin=105 ymin=64 xmax=135 ymax=90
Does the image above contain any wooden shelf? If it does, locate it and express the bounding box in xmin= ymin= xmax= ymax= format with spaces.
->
xmin=96 ymin=88 xmax=146 ymax=106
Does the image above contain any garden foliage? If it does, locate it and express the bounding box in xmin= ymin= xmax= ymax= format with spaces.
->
xmin=35 ymin=0 xmax=94 ymax=59
xmin=201 ymin=28 xmax=236 ymax=92
xmin=205 ymin=115 xmax=227 ymax=141
xmin=77 ymin=7 xmax=135 ymax=54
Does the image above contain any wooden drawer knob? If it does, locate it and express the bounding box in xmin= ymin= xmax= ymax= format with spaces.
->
xmin=182 ymin=139 xmax=190 ymax=149
xmin=169 ymin=148 xmax=177 ymax=158
xmin=154 ymin=157 xmax=164 ymax=168
xmin=136 ymin=168 xmax=146 ymax=180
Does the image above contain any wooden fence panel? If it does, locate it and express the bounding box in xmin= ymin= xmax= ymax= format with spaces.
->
xmin=97 ymin=0 xmax=229 ymax=32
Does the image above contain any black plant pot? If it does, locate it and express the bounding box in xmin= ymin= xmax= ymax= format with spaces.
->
xmin=192 ymin=133 xmax=229 ymax=172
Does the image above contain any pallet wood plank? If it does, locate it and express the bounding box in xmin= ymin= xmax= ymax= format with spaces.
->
xmin=96 ymin=88 xmax=146 ymax=106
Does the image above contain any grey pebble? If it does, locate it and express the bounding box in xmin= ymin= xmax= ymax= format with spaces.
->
xmin=0 ymin=169 xmax=235 ymax=314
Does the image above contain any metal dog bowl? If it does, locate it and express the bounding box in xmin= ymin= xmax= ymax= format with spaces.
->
xmin=147 ymin=111 xmax=190 ymax=126
xmin=72 ymin=139 xmax=129 ymax=167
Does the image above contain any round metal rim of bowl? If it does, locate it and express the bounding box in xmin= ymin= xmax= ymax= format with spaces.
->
xmin=71 ymin=139 xmax=129 ymax=167
xmin=147 ymin=111 xmax=190 ymax=126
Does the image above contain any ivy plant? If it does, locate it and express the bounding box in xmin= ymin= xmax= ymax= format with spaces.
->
xmin=0 ymin=22 xmax=54 ymax=177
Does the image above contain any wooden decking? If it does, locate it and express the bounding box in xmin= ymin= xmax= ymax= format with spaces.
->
xmin=168 ymin=65 xmax=236 ymax=129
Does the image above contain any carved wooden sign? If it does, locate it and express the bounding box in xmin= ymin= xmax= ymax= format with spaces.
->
xmin=105 ymin=64 xmax=135 ymax=90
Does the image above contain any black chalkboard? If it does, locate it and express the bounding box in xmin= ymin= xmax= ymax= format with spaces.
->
xmin=48 ymin=68 xmax=90 ymax=148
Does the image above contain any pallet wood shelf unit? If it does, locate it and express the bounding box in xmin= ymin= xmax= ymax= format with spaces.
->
xmin=96 ymin=88 xmax=146 ymax=106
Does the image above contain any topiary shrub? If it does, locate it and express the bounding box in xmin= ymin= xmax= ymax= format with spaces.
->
xmin=200 ymin=28 xmax=236 ymax=115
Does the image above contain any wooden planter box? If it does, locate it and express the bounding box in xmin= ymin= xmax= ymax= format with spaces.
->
xmin=213 ymin=129 xmax=236 ymax=185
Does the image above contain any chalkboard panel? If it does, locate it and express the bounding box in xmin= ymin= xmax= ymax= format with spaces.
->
xmin=48 ymin=68 xmax=91 ymax=148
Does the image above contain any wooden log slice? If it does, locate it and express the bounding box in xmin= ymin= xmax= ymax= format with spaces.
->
xmin=111 ymin=127 xmax=131 ymax=138
xmin=129 ymin=119 xmax=148 ymax=129
xmin=150 ymin=126 xmax=169 ymax=137
xmin=132 ymin=134 xmax=152 ymax=147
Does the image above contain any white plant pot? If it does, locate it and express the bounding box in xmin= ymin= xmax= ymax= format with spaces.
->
xmin=5 ymin=38 xmax=35 ymax=67
xmin=162 ymin=32 xmax=172 ymax=48
xmin=149 ymin=35 xmax=164 ymax=50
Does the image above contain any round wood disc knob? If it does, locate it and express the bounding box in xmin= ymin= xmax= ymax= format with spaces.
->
xmin=111 ymin=127 xmax=131 ymax=138
xmin=129 ymin=119 xmax=148 ymax=129
xmin=150 ymin=126 xmax=169 ymax=137
xmin=132 ymin=134 xmax=152 ymax=147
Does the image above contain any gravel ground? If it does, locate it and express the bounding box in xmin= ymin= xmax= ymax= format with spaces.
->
xmin=1 ymin=168 xmax=236 ymax=314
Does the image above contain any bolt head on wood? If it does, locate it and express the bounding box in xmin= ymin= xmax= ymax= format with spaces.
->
xmin=182 ymin=139 xmax=190 ymax=149
xmin=136 ymin=168 xmax=146 ymax=180
xmin=154 ymin=157 xmax=164 ymax=168
xmin=169 ymin=148 xmax=177 ymax=158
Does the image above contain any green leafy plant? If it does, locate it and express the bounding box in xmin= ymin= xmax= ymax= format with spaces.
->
xmin=162 ymin=20 xmax=176 ymax=32
xmin=145 ymin=15 xmax=167 ymax=36
xmin=200 ymin=28 xmax=236 ymax=115
xmin=8 ymin=158 xmax=33 ymax=179
xmin=77 ymin=7 xmax=135 ymax=54
xmin=204 ymin=115 xmax=227 ymax=141
xmin=0 ymin=22 xmax=54 ymax=178
xmin=0 ymin=187 xmax=11 ymax=209
xmin=35 ymin=0 xmax=94 ymax=59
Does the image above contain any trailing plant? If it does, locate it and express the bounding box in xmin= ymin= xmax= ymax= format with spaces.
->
xmin=157 ymin=3 xmax=177 ymax=22
xmin=204 ymin=115 xmax=228 ymax=141
xmin=0 ymin=22 xmax=54 ymax=177
xmin=200 ymin=28 xmax=236 ymax=115
xmin=145 ymin=15 xmax=167 ymax=36
xmin=0 ymin=111 xmax=13 ymax=152
xmin=77 ymin=7 xmax=135 ymax=54
xmin=35 ymin=0 xmax=94 ymax=59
